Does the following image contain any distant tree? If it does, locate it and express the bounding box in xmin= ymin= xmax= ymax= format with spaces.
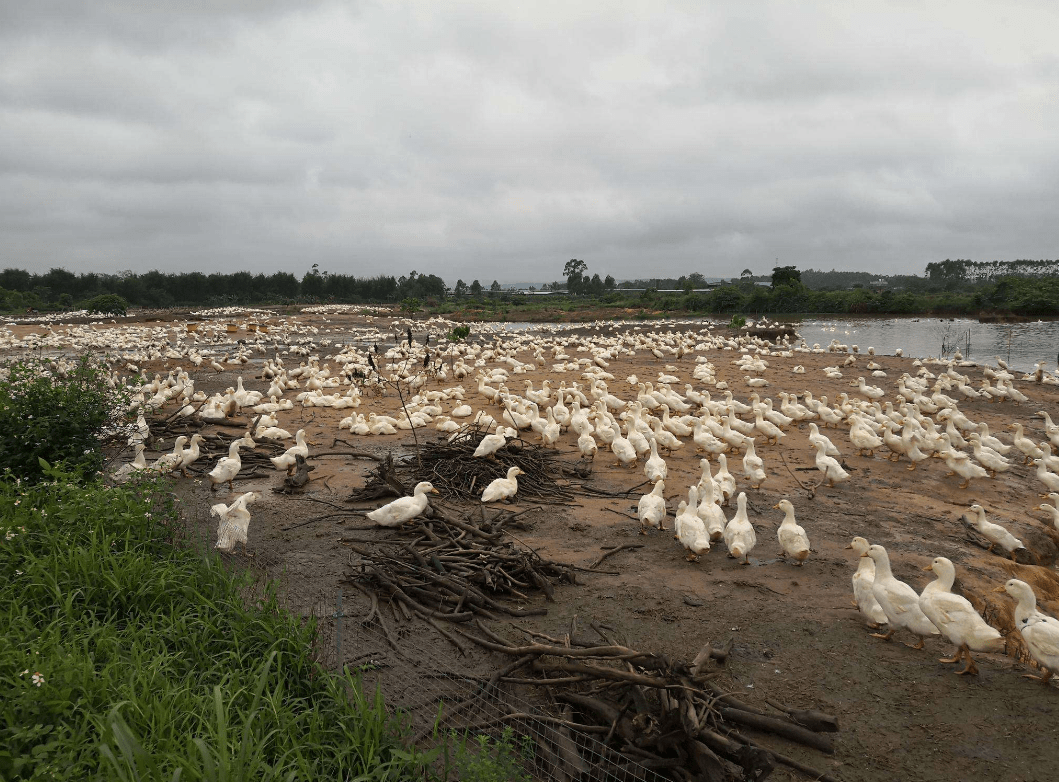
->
xmin=771 ymin=265 xmax=802 ymax=289
xmin=490 ymin=280 xmax=501 ymax=293
xmin=564 ymin=259 xmax=588 ymax=295
xmin=740 ymin=268 xmax=753 ymax=281
xmin=604 ymin=274 xmax=616 ymax=290
xmin=453 ymin=279 xmax=468 ymax=298
xmin=470 ymin=279 xmax=483 ymax=298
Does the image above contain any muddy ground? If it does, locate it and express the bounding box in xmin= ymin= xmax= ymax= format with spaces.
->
xmin=6 ymin=308 xmax=1059 ymax=782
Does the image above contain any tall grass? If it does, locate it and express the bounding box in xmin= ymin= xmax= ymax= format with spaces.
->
xmin=0 ymin=470 xmax=429 ymax=780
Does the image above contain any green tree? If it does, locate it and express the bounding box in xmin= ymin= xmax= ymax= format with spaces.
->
xmin=490 ymin=280 xmax=501 ymax=293
xmin=470 ymin=279 xmax=483 ymax=298
xmin=453 ymin=279 xmax=468 ymax=298
xmin=564 ymin=259 xmax=587 ymax=294
xmin=771 ymin=265 xmax=802 ymax=289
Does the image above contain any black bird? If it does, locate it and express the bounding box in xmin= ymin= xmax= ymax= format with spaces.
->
xmin=423 ymin=351 xmax=430 ymax=369
xmin=367 ymin=353 xmax=377 ymax=374
xmin=373 ymin=342 xmax=379 ymax=354
xmin=424 ymin=333 xmax=430 ymax=345
xmin=407 ymin=327 xmax=413 ymax=347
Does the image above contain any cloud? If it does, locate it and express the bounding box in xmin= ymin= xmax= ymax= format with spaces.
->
xmin=2 ymin=1 xmax=1058 ymax=282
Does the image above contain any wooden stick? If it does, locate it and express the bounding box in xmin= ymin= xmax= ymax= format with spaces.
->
xmin=589 ymin=542 xmax=644 ymax=569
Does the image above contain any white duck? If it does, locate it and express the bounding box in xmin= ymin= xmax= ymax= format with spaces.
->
xmin=1038 ymin=494 xmax=1059 ymax=532
xmin=812 ymin=440 xmax=850 ymax=487
xmin=863 ymin=544 xmax=940 ymax=649
xmin=208 ymin=435 xmax=255 ymax=492
xmin=151 ymin=436 xmax=189 ymax=475
xmin=966 ymin=503 xmax=1023 ymax=558
xmin=1010 ymin=423 xmax=1044 ymax=464
xmin=367 ymin=481 xmax=438 ymax=526
xmin=1032 ymin=459 xmax=1059 ymax=496
xmin=676 ymin=486 xmax=710 ymax=561
xmin=270 ymin=429 xmax=310 ymax=474
xmin=637 ymin=480 xmax=667 ymax=534
xmin=610 ymin=429 xmax=638 ymax=468
xmin=918 ymin=557 xmax=1003 ymax=675
xmin=714 ymin=454 xmax=736 ymax=505
xmin=177 ymin=433 xmax=206 ymax=477
xmin=473 ymin=431 xmax=510 ymax=458
xmin=723 ymin=492 xmax=756 ymax=565
xmin=846 ymin=537 xmax=888 ymax=628
xmin=996 ymin=579 xmax=1059 ymax=685
xmin=774 ymin=499 xmax=809 ymax=565
xmin=742 ymin=438 xmax=766 ymax=489
xmin=482 ymin=467 xmax=522 ymax=503
xmin=212 ymin=491 xmax=261 ymax=553
xmin=644 ymin=439 xmax=668 ymax=483
xmin=112 ymin=443 xmax=148 ymax=483
xmin=696 ymin=476 xmax=728 ymax=542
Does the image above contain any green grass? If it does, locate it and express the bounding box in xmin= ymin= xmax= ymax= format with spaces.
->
xmin=0 ymin=471 xmax=430 ymax=780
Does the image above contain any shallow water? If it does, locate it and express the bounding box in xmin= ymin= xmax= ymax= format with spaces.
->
xmin=497 ymin=316 xmax=1059 ymax=372
xmin=793 ymin=317 xmax=1059 ymax=372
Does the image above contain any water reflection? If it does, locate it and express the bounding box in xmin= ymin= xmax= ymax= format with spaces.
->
xmin=793 ymin=318 xmax=1059 ymax=372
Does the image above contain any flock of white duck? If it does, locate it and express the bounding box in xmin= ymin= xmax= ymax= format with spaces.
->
xmin=6 ymin=308 xmax=1059 ymax=686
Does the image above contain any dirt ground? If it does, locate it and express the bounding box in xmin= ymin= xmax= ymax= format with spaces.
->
xmin=6 ymin=308 xmax=1059 ymax=782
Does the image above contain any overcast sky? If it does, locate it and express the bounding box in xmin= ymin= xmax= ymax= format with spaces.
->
xmin=2 ymin=1 xmax=1057 ymax=284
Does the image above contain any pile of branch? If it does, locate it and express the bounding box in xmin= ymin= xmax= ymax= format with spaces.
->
xmin=342 ymin=509 xmax=575 ymax=641
xmin=450 ymin=620 xmax=840 ymax=782
xmin=347 ymin=423 xmax=577 ymax=503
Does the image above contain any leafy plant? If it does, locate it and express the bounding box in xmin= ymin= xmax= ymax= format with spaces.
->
xmin=728 ymin=314 xmax=747 ymax=329
xmin=446 ymin=325 xmax=471 ymax=342
xmin=0 ymin=355 xmax=130 ymax=483
xmin=447 ymin=727 xmax=534 ymax=782
xmin=400 ymin=297 xmax=421 ymax=314
xmin=82 ymin=293 xmax=129 ymax=316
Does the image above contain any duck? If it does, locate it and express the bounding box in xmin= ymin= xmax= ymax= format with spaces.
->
xmin=997 ymin=579 xmax=1059 ymax=686
xmin=112 ymin=443 xmax=148 ymax=483
xmin=208 ymin=435 xmax=255 ymax=492
xmin=995 ymin=579 xmax=1059 ymax=685
xmin=176 ymin=433 xmax=206 ymax=477
xmin=366 ymin=481 xmax=439 ymax=526
xmin=696 ymin=475 xmax=728 ymax=542
xmin=676 ymin=486 xmax=710 ymax=561
xmin=966 ymin=503 xmax=1023 ymax=558
xmin=644 ymin=438 xmax=668 ymax=483
xmin=1010 ymin=423 xmax=1045 ymax=464
xmin=1032 ymin=459 xmax=1059 ymax=496
xmin=577 ymin=430 xmax=598 ymax=459
xmin=723 ymin=492 xmax=756 ymax=565
xmin=713 ymin=453 xmax=736 ymax=505
xmin=151 ymin=436 xmax=188 ymax=475
xmin=482 ymin=466 xmax=522 ymax=503
xmin=742 ymin=438 xmax=767 ymax=489
xmin=211 ymin=491 xmax=261 ymax=553
xmin=918 ymin=557 xmax=1003 ymax=675
xmin=774 ymin=499 xmax=809 ymax=564
xmin=845 ymin=537 xmax=888 ymax=628
xmin=473 ymin=431 xmax=510 ymax=458
xmin=1038 ymin=494 xmax=1059 ymax=531
xmin=637 ymin=480 xmax=667 ymax=534
xmin=610 ymin=429 xmax=638 ymax=468
xmin=812 ymin=440 xmax=850 ymax=487
xmin=863 ymin=544 xmax=940 ymax=649
xmin=270 ymin=429 xmax=310 ymax=474
xmin=967 ymin=434 xmax=1011 ymax=477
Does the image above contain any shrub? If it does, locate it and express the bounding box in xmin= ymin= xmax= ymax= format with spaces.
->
xmin=0 ymin=356 xmax=130 ymax=483
xmin=83 ymin=293 xmax=129 ymax=316
xmin=728 ymin=314 xmax=747 ymax=329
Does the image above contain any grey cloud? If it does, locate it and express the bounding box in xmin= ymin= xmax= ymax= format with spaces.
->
xmin=1 ymin=1 xmax=1058 ymax=282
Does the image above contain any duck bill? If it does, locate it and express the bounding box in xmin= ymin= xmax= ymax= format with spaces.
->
xmin=922 ymin=564 xmax=933 ymax=572
xmin=991 ymin=585 xmax=1007 ymax=594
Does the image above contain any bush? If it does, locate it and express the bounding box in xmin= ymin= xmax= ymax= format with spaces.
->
xmin=0 ymin=356 xmax=130 ymax=483
xmin=82 ymin=294 xmax=129 ymax=316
